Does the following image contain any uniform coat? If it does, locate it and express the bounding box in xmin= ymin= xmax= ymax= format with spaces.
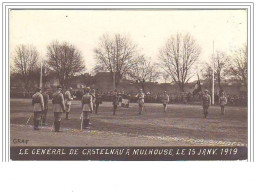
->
xmin=52 ymin=92 xmax=65 ymax=113
xmin=162 ymin=94 xmax=170 ymax=105
xmin=137 ymin=93 xmax=145 ymax=105
xmin=32 ymin=92 xmax=44 ymax=112
xmin=82 ymin=93 xmax=93 ymax=112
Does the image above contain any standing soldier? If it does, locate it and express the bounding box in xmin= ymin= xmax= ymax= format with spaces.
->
xmin=90 ymin=89 xmax=96 ymax=111
xmin=81 ymin=87 xmax=93 ymax=130
xmin=52 ymin=86 xmax=65 ymax=132
xmin=32 ymin=87 xmax=44 ymax=130
xmin=95 ymin=89 xmax=102 ymax=114
xmin=219 ymin=92 xmax=227 ymax=115
xmin=136 ymin=89 xmax=145 ymax=115
xmin=112 ymin=89 xmax=119 ymax=115
xmin=64 ymin=87 xmax=73 ymax=120
xmin=42 ymin=88 xmax=49 ymax=126
xmin=162 ymin=91 xmax=170 ymax=113
xmin=202 ymin=89 xmax=211 ymax=118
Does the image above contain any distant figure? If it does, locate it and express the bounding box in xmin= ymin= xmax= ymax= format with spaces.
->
xmin=81 ymin=87 xmax=93 ymax=130
xmin=136 ymin=89 xmax=145 ymax=115
xmin=95 ymin=89 xmax=103 ymax=114
xmin=64 ymin=87 xmax=73 ymax=120
xmin=32 ymin=87 xmax=44 ymax=130
xmin=202 ymin=89 xmax=211 ymax=118
xmin=52 ymin=86 xmax=65 ymax=132
xmin=162 ymin=91 xmax=169 ymax=113
xmin=42 ymin=88 xmax=49 ymax=126
xmin=219 ymin=92 xmax=227 ymax=115
xmin=112 ymin=89 xmax=119 ymax=115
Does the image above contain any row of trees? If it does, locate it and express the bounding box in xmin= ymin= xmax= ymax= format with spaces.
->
xmin=11 ymin=33 xmax=248 ymax=92
xmin=202 ymin=45 xmax=247 ymax=91
xmin=11 ymin=41 xmax=85 ymax=91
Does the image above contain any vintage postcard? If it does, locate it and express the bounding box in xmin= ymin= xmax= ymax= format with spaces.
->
xmin=2 ymin=2 xmax=254 ymax=161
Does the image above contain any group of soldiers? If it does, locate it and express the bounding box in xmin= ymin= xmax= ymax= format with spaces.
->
xmin=31 ymin=86 xmax=228 ymax=132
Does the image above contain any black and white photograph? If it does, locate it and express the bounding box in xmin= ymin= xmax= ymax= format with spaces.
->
xmin=1 ymin=2 xmax=253 ymax=161
xmin=1 ymin=2 xmax=256 ymax=195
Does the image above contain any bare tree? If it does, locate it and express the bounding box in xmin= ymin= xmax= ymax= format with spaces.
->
xmin=128 ymin=56 xmax=160 ymax=90
xmin=158 ymin=33 xmax=201 ymax=91
xmin=201 ymin=65 xmax=213 ymax=90
xmin=204 ymin=51 xmax=229 ymax=90
xmin=227 ymin=44 xmax=247 ymax=87
xmin=162 ymin=72 xmax=171 ymax=84
xmin=94 ymin=33 xmax=138 ymax=87
xmin=12 ymin=45 xmax=40 ymax=91
xmin=46 ymin=41 xmax=85 ymax=88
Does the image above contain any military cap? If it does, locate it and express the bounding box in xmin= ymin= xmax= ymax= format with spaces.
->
xmin=85 ymin=87 xmax=90 ymax=93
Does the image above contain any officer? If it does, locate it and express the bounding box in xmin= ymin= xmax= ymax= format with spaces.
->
xmin=219 ymin=92 xmax=227 ymax=115
xmin=64 ymin=87 xmax=73 ymax=120
xmin=162 ymin=91 xmax=170 ymax=113
xmin=202 ymin=89 xmax=211 ymax=118
xmin=112 ymin=89 xmax=119 ymax=115
xmin=136 ymin=89 xmax=145 ymax=115
xmin=81 ymin=87 xmax=93 ymax=130
xmin=32 ymin=87 xmax=44 ymax=130
xmin=95 ymin=89 xmax=103 ymax=114
xmin=52 ymin=86 xmax=65 ymax=132
xmin=42 ymin=88 xmax=49 ymax=126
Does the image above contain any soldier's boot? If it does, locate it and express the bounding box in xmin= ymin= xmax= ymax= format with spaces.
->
xmin=221 ymin=107 xmax=225 ymax=115
xmin=33 ymin=119 xmax=37 ymax=130
xmin=42 ymin=117 xmax=46 ymax=126
xmin=34 ymin=119 xmax=39 ymax=130
xmin=37 ymin=120 xmax=41 ymax=129
xmin=113 ymin=109 xmax=116 ymax=115
xmin=83 ymin=119 xmax=89 ymax=130
xmin=66 ymin=112 xmax=69 ymax=120
xmin=82 ymin=120 xmax=87 ymax=130
xmin=58 ymin=121 xmax=60 ymax=131
xmin=54 ymin=121 xmax=59 ymax=132
xmin=85 ymin=119 xmax=90 ymax=130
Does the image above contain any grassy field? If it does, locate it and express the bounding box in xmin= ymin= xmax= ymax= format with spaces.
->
xmin=10 ymin=98 xmax=247 ymax=146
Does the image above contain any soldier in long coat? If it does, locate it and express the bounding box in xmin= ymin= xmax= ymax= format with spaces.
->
xmin=81 ymin=87 xmax=93 ymax=130
xmin=219 ymin=92 xmax=228 ymax=115
xmin=95 ymin=89 xmax=103 ymax=114
xmin=202 ymin=89 xmax=211 ymax=118
xmin=136 ymin=89 xmax=145 ymax=115
xmin=32 ymin=87 xmax=44 ymax=130
xmin=64 ymin=87 xmax=73 ymax=120
xmin=162 ymin=91 xmax=170 ymax=113
xmin=52 ymin=86 xmax=65 ymax=132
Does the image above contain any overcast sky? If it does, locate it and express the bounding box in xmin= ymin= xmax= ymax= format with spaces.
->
xmin=10 ymin=9 xmax=247 ymax=79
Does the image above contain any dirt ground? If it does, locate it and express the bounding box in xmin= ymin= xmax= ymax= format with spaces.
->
xmin=10 ymin=98 xmax=248 ymax=147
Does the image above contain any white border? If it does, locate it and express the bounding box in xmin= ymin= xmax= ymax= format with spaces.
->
xmin=1 ymin=2 xmax=254 ymax=162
